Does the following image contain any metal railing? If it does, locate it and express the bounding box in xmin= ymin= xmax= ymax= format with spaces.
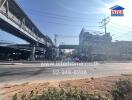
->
xmin=0 ymin=7 xmax=41 ymax=42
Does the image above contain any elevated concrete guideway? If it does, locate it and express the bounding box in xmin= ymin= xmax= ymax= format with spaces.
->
xmin=0 ymin=0 xmax=53 ymax=47
xmin=0 ymin=0 xmax=55 ymax=60
xmin=59 ymin=45 xmax=79 ymax=49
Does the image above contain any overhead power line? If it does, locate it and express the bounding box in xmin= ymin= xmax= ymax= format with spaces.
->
xmin=29 ymin=12 xmax=99 ymax=22
xmin=25 ymin=8 xmax=100 ymax=20
xmin=32 ymin=18 xmax=99 ymax=27
xmin=26 ymin=10 xmax=101 ymax=24
xmin=54 ymin=34 xmax=79 ymax=45
xmin=110 ymin=22 xmax=132 ymax=30
xmin=107 ymin=27 xmax=128 ymax=34
xmin=108 ymin=25 xmax=132 ymax=32
xmin=107 ymin=27 xmax=132 ymax=38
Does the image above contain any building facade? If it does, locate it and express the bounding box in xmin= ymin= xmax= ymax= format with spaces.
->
xmin=78 ymin=28 xmax=132 ymax=61
xmin=79 ymin=28 xmax=112 ymax=46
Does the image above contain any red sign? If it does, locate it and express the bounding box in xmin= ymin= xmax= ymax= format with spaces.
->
xmin=111 ymin=10 xmax=124 ymax=15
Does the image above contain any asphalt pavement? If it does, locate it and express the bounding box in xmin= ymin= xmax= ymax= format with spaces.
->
xmin=0 ymin=62 xmax=132 ymax=85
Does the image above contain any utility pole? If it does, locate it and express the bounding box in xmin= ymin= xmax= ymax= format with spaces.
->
xmin=100 ymin=17 xmax=110 ymax=34
xmin=54 ymin=34 xmax=58 ymax=47
xmin=53 ymin=34 xmax=58 ymax=61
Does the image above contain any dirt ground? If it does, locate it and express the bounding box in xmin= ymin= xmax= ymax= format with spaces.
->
xmin=1 ymin=74 xmax=132 ymax=100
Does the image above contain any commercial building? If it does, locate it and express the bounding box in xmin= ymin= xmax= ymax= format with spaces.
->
xmin=78 ymin=28 xmax=132 ymax=61
xmin=79 ymin=28 xmax=112 ymax=46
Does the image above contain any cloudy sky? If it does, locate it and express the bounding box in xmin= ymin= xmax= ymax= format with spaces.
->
xmin=0 ymin=0 xmax=132 ymax=45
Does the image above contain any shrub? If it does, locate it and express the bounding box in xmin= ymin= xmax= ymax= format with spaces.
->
xmin=12 ymin=88 xmax=104 ymax=100
xmin=111 ymin=79 xmax=132 ymax=100
xmin=12 ymin=93 xmax=17 ymax=100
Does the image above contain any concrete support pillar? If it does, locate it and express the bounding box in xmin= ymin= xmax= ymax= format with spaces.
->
xmin=0 ymin=0 xmax=2 ymax=8
xmin=30 ymin=45 xmax=36 ymax=61
xmin=45 ymin=48 xmax=52 ymax=60
xmin=52 ymin=48 xmax=54 ymax=60
xmin=43 ymin=48 xmax=46 ymax=60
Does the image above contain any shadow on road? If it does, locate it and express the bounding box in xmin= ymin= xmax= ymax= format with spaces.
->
xmin=0 ymin=67 xmax=52 ymax=82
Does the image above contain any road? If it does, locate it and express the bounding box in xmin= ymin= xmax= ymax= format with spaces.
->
xmin=0 ymin=62 xmax=132 ymax=85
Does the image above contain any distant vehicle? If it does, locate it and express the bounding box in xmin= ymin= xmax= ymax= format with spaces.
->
xmin=74 ymin=57 xmax=80 ymax=62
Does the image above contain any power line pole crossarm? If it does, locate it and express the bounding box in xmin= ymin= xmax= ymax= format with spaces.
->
xmin=99 ymin=17 xmax=110 ymax=34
